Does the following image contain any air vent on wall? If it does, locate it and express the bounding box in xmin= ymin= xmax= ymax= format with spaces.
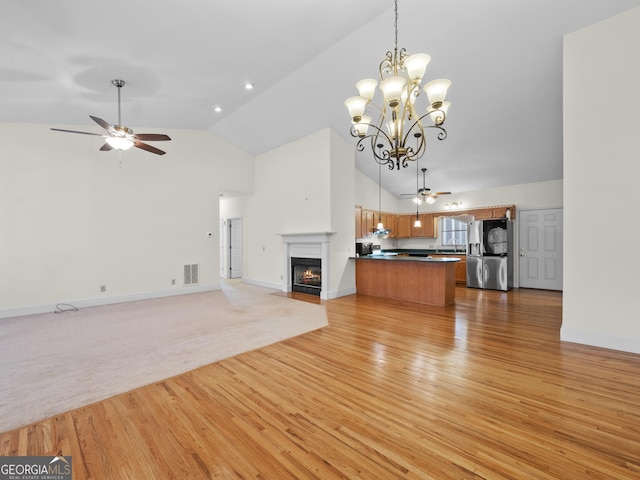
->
xmin=184 ymin=264 xmax=199 ymax=285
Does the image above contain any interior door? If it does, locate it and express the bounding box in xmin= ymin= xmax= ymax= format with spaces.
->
xmin=229 ymin=218 xmax=243 ymax=278
xmin=519 ymin=208 xmax=563 ymax=290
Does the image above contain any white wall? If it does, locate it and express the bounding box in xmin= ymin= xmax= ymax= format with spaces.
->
xmin=0 ymin=123 xmax=253 ymax=317
xmin=329 ymin=130 xmax=357 ymax=297
xmin=242 ymin=129 xmax=355 ymax=297
xmin=562 ymin=7 xmax=640 ymax=353
xmin=355 ymin=169 xmax=400 ymax=217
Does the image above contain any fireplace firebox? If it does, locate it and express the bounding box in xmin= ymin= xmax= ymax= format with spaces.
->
xmin=291 ymin=257 xmax=321 ymax=296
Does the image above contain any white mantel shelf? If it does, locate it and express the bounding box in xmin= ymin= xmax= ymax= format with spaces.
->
xmin=279 ymin=232 xmax=335 ymax=299
xmin=278 ymin=232 xmax=336 ymax=242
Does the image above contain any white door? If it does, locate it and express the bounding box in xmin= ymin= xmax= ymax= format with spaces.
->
xmin=519 ymin=208 xmax=563 ymax=290
xmin=219 ymin=220 xmax=227 ymax=277
xmin=229 ymin=218 xmax=243 ymax=278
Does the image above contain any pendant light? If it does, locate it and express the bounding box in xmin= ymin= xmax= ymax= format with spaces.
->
xmin=414 ymin=160 xmax=422 ymax=228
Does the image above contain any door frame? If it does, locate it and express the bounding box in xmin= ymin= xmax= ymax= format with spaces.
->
xmin=518 ymin=207 xmax=563 ymax=291
xmin=219 ymin=218 xmax=243 ymax=279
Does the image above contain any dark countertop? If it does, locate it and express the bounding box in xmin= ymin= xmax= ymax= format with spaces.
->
xmin=381 ymin=249 xmax=466 ymax=256
xmin=352 ymin=255 xmax=460 ymax=263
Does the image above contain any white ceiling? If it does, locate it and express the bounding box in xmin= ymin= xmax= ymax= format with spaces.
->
xmin=3 ymin=0 xmax=640 ymax=198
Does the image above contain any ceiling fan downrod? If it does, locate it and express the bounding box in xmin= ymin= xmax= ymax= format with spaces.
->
xmin=111 ymin=79 xmax=125 ymax=126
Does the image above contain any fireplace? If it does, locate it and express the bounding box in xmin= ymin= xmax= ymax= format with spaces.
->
xmin=279 ymin=232 xmax=334 ymax=300
xmin=291 ymin=257 xmax=321 ymax=296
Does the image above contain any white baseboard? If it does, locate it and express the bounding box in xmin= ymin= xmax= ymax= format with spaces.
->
xmin=560 ymin=327 xmax=640 ymax=354
xmin=241 ymin=278 xmax=282 ymax=291
xmin=0 ymin=284 xmax=221 ymax=320
xmin=322 ymin=287 xmax=356 ymax=300
xmin=241 ymin=278 xmax=355 ymax=300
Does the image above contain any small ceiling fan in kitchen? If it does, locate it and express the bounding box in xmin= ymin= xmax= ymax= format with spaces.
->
xmin=401 ymin=168 xmax=451 ymax=204
xmin=50 ymin=79 xmax=171 ymax=155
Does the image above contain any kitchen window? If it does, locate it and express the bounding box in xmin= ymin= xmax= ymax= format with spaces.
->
xmin=440 ymin=215 xmax=470 ymax=248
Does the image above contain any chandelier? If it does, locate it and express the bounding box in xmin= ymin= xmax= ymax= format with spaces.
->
xmin=345 ymin=0 xmax=451 ymax=170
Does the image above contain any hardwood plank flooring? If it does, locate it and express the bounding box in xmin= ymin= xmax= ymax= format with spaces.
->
xmin=2 ymin=287 xmax=640 ymax=479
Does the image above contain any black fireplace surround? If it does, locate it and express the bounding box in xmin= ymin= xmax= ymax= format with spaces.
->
xmin=291 ymin=257 xmax=321 ymax=296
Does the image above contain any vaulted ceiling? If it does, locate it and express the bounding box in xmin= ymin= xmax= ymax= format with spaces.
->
xmin=3 ymin=0 xmax=640 ymax=198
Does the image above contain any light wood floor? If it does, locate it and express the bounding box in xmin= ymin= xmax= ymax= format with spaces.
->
xmin=2 ymin=287 xmax=640 ymax=479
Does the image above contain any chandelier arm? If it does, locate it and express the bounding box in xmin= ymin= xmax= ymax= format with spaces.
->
xmin=414 ymin=110 xmax=449 ymax=141
xmin=423 ymin=124 xmax=448 ymax=141
xmin=352 ymin=123 xmax=410 ymax=171
xmin=380 ymin=52 xmax=394 ymax=78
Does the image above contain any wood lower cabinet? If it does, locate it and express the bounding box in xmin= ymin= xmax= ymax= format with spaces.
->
xmin=430 ymin=254 xmax=467 ymax=283
xmin=356 ymin=257 xmax=457 ymax=306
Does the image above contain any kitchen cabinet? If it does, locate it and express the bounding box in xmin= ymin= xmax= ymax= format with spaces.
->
xmin=452 ymin=205 xmax=516 ymax=220
xmin=410 ymin=213 xmax=435 ymax=238
xmin=356 ymin=204 xmax=515 ymax=239
xmin=490 ymin=205 xmax=515 ymax=220
xmin=470 ymin=208 xmax=493 ymax=220
xmin=430 ymin=254 xmax=467 ymax=283
xmin=362 ymin=209 xmax=375 ymax=237
xmin=355 ymin=206 xmax=363 ymax=238
xmin=381 ymin=213 xmax=397 ymax=238
xmin=421 ymin=213 xmax=435 ymax=237
xmin=355 ymin=256 xmax=458 ymax=306
xmin=397 ymin=214 xmax=413 ymax=238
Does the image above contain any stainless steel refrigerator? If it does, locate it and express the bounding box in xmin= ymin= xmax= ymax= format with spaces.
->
xmin=466 ymin=218 xmax=513 ymax=291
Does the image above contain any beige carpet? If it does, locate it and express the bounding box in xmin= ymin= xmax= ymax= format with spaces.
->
xmin=0 ymin=281 xmax=328 ymax=432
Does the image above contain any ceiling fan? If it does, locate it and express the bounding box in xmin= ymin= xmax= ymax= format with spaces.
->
xmin=50 ymin=79 xmax=171 ymax=155
xmin=401 ymin=168 xmax=451 ymax=204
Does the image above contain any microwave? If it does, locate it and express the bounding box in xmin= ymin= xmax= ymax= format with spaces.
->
xmin=356 ymin=242 xmax=373 ymax=255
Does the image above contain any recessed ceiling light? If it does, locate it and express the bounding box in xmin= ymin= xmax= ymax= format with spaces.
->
xmin=244 ymin=83 xmax=254 ymax=91
xmin=213 ymin=106 xmax=223 ymax=113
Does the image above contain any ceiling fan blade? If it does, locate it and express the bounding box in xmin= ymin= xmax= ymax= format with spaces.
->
xmin=434 ymin=191 xmax=451 ymax=195
xmin=134 ymin=141 xmax=166 ymax=155
xmin=134 ymin=133 xmax=171 ymax=142
xmin=99 ymin=143 xmax=114 ymax=152
xmin=50 ymin=128 xmax=104 ymax=136
xmin=89 ymin=115 xmax=116 ymax=134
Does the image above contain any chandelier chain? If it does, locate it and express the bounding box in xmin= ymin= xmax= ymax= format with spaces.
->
xmin=394 ymin=0 xmax=398 ymax=51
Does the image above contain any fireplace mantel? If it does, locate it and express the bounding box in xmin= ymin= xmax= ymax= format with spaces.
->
xmin=279 ymin=232 xmax=335 ymax=243
xmin=279 ymin=232 xmax=335 ymax=299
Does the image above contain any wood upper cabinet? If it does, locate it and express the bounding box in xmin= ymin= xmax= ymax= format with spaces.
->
xmin=362 ymin=209 xmax=375 ymax=236
xmin=356 ymin=204 xmax=515 ymax=239
xmin=461 ymin=205 xmax=516 ymax=220
xmin=397 ymin=214 xmax=412 ymax=238
xmin=420 ymin=213 xmax=435 ymax=238
xmin=382 ymin=213 xmax=398 ymax=238
xmin=470 ymin=208 xmax=493 ymax=220
xmin=408 ymin=213 xmax=435 ymax=238
xmin=355 ymin=206 xmax=363 ymax=238
xmin=490 ymin=205 xmax=516 ymax=220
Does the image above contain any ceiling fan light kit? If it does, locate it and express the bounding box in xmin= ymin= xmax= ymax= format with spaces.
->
xmin=402 ymin=167 xmax=451 ymax=205
xmin=50 ymin=79 xmax=171 ymax=156
xmin=345 ymin=0 xmax=451 ymax=171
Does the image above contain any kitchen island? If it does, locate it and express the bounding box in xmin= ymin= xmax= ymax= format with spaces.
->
xmin=353 ymin=255 xmax=460 ymax=306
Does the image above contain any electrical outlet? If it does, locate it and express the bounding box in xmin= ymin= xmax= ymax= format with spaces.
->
xmin=171 ymin=279 xmax=176 ymax=285
xmin=100 ymin=285 xmax=106 ymax=293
